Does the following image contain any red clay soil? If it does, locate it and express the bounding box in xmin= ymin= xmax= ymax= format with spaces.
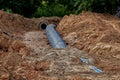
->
xmin=0 ymin=10 xmax=120 ymax=80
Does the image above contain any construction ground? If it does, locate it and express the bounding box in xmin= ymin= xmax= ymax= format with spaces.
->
xmin=0 ymin=10 xmax=120 ymax=80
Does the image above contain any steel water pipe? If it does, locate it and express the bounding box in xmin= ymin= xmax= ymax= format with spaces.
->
xmin=39 ymin=23 xmax=66 ymax=48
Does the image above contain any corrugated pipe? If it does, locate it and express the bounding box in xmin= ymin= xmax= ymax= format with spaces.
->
xmin=39 ymin=23 xmax=66 ymax=48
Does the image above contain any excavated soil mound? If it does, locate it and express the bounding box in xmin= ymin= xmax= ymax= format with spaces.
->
xmin=0 ymin=10 xmax=120 ymax=80
xmin=0 ymin=10 xmax=61 ymax=34
xmin=58 ymin=12 xmax=120 ymax=50
xmin=0 ymin=10 xmax=37 ymax=34
xmin=57 ymin=11 xmax=120 ymax=78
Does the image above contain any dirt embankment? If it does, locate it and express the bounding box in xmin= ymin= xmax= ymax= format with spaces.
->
xmin=58 ymin=12 xmax=120 ymax=50
xmin=57 ymin=11 xmax=120 ymax=78
xmin=0 ymin=10 xmax=120 ymax=80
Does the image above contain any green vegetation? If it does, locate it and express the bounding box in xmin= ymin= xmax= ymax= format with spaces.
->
xmin=0 ymin=0 xmax=119 ymax=17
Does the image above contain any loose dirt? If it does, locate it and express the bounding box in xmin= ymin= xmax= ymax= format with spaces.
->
xmin=57 ymin=12 xmax=120 ymax=79
xmin=0 ymin=10 xmax=120 ymax=80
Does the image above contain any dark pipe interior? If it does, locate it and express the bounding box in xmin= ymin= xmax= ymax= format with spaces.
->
xmin=40 ymin=23 xmax=47 ymax=30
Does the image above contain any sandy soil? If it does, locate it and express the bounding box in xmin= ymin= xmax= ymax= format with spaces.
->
xmin=0 ymin=10 xmax=120 ymax=80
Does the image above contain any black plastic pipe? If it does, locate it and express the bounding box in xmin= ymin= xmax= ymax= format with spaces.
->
xmin=39 ymin=22 xmax=47 ymax=30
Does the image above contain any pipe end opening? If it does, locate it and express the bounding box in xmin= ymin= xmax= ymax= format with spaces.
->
xmin=39 ymin=23 xmax=47 ymax=30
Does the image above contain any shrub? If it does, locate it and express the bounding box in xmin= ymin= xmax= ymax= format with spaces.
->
xmin=73 ymin=0 xmax=118 ymax=14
